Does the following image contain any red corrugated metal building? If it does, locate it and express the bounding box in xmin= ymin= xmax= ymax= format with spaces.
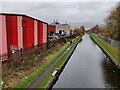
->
xmin=22 ymin=16 xmax=34 ymax=48
xmin=0 ymin=13 xmax=48 ymax=61
xmin=0 ymin=15 xmax=8 ymax=60
xmin=48 ymin=24 xmax=56 ymax=35
xmin=38 ymin=22 xmax=48 ymax=51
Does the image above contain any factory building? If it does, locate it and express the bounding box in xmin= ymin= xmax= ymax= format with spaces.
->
xmin=48 ymin=24 xmax=56 ymax=35
xmin=50 ymin=20 xmax=71 ymax=36
xmin=55 ymin=24 xmax=70 ymax=36
xmin=0 ymin=13 xmax=48 ymax=61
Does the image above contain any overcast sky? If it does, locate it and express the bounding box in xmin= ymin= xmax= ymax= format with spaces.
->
xmin=1 ymin=1 xmax=119 ymax=29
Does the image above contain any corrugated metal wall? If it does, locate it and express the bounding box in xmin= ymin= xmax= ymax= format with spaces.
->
xmin=43 ymin=23 xmax=47 ymax=43
xmin=23 ymin=16 xmax=34 ymax=48
xmin=38 ymin=22 xmax=43 ymax=45
xmin=0 ymin=15 xmax=7 ymax=56
xmin=11 ymin=16 xmax=18 ymax=47
xmin=48 ymin=25 xmax=56 ymax=35
xmin=6 ymin=15 xmax=19 ymax=57
xmin=34 ymin=20 xmax=38 ymax=46
xmin=17 ymin=16 xmax=23 ymax=49
xmin=0 ymin=14 xmax=48 ymax=61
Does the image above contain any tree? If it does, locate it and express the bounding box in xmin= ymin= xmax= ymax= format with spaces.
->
xmin=74 ymin=26 xmax=85 ymax=35
xmin=106 ymin=3 xmax=120 ymax=41
xmin=88 ymin=25 xmax=100 ymax=34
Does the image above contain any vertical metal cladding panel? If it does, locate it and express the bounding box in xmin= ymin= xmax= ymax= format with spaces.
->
xmin=38 ymin=22 xmax=43 ymax=45
xmin=42 ymin=23 xmax=47 ymax=51
xmin=48 ymin=25 xmax=56 ymax=34
xmin=22 ymin=16 xmax=27 ymax=48
xmin=23 ymin=16 xmax=34 ymax=48
xmin=0 ymin=15 xmax=2 ymax=57
xmin=0 ymin=15 xmax=8 ymax=60
xmin=17 ymin=16 xmax=23 ymax=49
xmin=11 ymin=16 xmax=18 ymax=47
xmin=6 ymin=15 xmax=12 ymax=57
xmin=26 ymin=17 xmax=34 ymax=48
xmin=43 ymin=23 xmax=47 ymax=43
xmin=6 ymin=15 xmax=18 ymax=57
xmin=34 ymin=20 xmax=38 ymax=46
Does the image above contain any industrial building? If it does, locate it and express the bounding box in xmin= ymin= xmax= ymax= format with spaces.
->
xmin=49 ymin=20 xmax=71 ymax=36
xmin=48 ymin=24 xmax=56 ymax=35
xmin=55 ymin=24 xmax=71 ymax=36
xmin=0 ymin=13 xmax=48 ymax=61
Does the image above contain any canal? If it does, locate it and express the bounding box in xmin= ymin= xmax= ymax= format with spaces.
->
xmin=53 ymin=34 xmax=120 ymax=88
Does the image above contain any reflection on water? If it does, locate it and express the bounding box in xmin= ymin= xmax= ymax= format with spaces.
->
xmin=53 ymin=34 xmax=120 ymax=88
xmin=101 ymin=57 xmax=120 ymax=88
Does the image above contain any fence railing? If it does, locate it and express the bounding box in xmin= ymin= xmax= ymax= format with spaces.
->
xmin=0 ymin=34 xmax=77 ymax=63
xmin=92 ymin=33 xmax=120 ymax=48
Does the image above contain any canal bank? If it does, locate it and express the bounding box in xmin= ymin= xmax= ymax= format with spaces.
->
xmin=15 ymin=39 xmax=70 ymax=89
xmin=90 ymin=33 xmax=120 ymax=69
xmin=53 ymin=34 xmax=120 ymax=88
xmin=37 ymin=36 xmax=83 ymax=89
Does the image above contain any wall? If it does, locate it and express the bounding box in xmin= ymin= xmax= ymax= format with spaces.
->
xmin=48 ymin=25 xmax=56 ymax=35
xmin=43 ymin=23 xmax=47 ymax=43
xmin=0 ymin=15 xmax=7 ymax=57
xmin=0 ymin=14 xmax=48 ymax=61
xmin=17 ymin=16 xmax=23 ymax=49
xmin=38 ymin=22 xmax=43 ymax=45
xmin=6 ymin=15 xmax=18 ymax=57
xmin=23 ymin=16 xmax=34 ymax=48
xmin=66 ymin=25 xmax=70 ymax=35
xmin=56 ymin=24 xmax=70 ymax=35
xmin=11 ymin=16 xmax=18 ymax=47
xmin=34 ymin=20 xmax=38 ymax=46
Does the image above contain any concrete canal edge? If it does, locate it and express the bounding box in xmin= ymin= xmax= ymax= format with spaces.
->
xmin=90 ymin=35 xmax=120 ymax=69
xmin=45 ymin=36 xmax=83 ymax=90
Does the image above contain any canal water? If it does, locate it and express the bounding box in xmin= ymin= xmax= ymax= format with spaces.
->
xmin=53 ymin=34 xmax=120 ymax=88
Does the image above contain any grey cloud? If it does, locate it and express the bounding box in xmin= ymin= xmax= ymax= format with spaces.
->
xmin=1 ymin=2 xmax=118 ymax=29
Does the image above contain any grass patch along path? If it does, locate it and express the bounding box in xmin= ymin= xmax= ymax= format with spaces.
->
xmin=37 ymin=36 xmax=82 ymax=89
xmin=90 ymin=34 xmax=120 ymax=69
xmin=15 ymin=41 xmax=70 ymax=88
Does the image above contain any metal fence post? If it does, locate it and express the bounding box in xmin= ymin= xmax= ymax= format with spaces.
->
xmin=20 ymin=48 xmax=23 ymax=61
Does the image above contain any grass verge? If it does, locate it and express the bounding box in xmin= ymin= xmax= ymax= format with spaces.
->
xmin=37 ymin=36 xmax=82 ymax=89
xmin=90 ymin=33 xmax=120 ymax=68
xmin=15 ymin=42 xmax=70 ymax=88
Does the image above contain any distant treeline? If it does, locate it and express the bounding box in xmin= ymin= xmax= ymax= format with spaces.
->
xmin=74 ymin=26 xmax=85 ymax=35
xmin=88 ymin=2 xmax=120 ymax=41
